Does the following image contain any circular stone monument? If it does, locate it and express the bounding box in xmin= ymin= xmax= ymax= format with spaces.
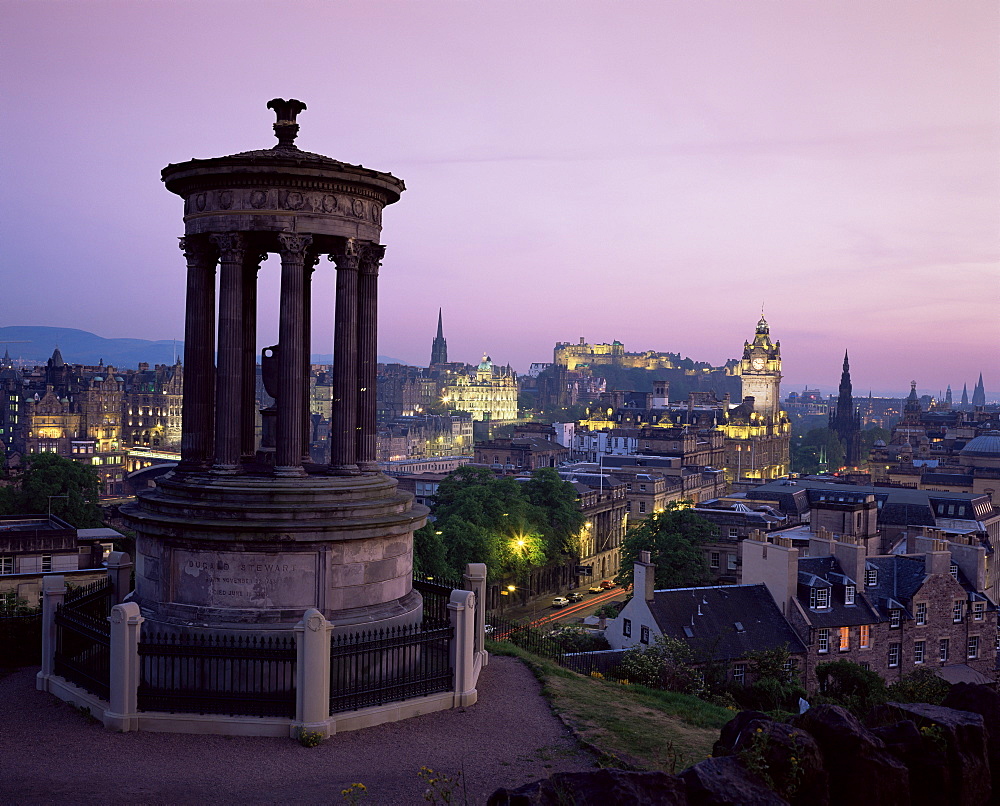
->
xmin=122 ymin=100 xmax=427 ymax=634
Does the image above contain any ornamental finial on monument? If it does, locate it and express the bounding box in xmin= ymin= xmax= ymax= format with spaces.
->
xmin=266 ymin=98 xmax=307 ymax=149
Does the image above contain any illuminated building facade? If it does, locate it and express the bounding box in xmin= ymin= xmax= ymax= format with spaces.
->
xmin=721 ymin=316 xmax=790 ymax=481
xmin=442 ymin=354 xmax=517 ymax=423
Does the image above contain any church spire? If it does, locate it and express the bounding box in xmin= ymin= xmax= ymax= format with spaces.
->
xmin=830 ymin=349 xmax=861 ymax=465
xmin=430 ymin=308 xmax=448 ymax=366
xmin=972 ymin=373 xmax=986 ymax=408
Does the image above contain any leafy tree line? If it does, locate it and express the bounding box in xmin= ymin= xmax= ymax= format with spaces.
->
xmin=616 ymin=501 xmax=718 ymax=590
xmin=413 ymin=466 xmax=584 ymax=580
xmin=790 ymin=426 xmax=890 ymax=474
xmin=0 ymin=453 xmax=103 ymax=528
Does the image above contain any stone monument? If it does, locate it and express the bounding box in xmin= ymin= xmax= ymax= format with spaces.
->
xmin=123 ymin=99 xmax=427 ymax=634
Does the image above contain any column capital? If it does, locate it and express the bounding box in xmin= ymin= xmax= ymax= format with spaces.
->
xmin=277 ymin=232 xmax=313 ymax=259
xmin=327 ymin=237 xmax=363 ymax=271
xmin=359 ymin=243 xmax=385 ymax=275
xmin=178 ymin=236 xmax=216 ymax=265
xmin=209 ymin=232 xmax=248 ymax=260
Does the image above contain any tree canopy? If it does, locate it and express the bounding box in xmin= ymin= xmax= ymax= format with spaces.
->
xmin=0 ymin=452 xmax=103 ymax=528
xmin=616 ymin=501 xmax=716 ymax=589
xmin=790 ymin=427 xmax=846 ymax=474
xmin=413 ymin=465 xmax=583 ymax=580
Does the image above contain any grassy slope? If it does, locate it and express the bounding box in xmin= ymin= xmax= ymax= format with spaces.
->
xmin=488 ymin=641 xmax=733 ymax=773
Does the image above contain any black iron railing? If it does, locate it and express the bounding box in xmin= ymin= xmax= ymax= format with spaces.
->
xmin=329 ymin=622 xmax=453 ymax=714
xmin=54 ymin=579 xmax=113 ymax=699
xmin=413 ymin=576 xmax=462 ymax=626
xmin=138 ymin=632 xmax=297 ymax=718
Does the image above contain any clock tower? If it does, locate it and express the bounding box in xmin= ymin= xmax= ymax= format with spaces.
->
xmin=739 ymin=315 xmax=782 ymax=419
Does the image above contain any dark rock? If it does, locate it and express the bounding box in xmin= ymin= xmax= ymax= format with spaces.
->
xmin=680 ymin=756 xmax=789 ymax=805
xmin=877 ymin=702 xmax=990 ymax=806
xmin=792 ymin=704 xmax=909 ymax=806
xmin=712 ymin=710 xmax=772 ymax=757
xmin=487 ymin=769 xmax=689 ymax=806
xmin=943 ymin=683 xmax=1000 ymax=803
xmin=870 ymin=718 xmax=951 ymax=806
xmin=730 ymin=719 xmax=828 ymax=806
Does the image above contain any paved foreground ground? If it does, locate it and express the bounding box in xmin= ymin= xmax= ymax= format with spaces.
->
xmin=0 ymin=656 xmax=595 ymax=805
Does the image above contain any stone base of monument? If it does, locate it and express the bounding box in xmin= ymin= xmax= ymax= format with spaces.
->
xmin=121 ymin=469 xmax=427 ymax=635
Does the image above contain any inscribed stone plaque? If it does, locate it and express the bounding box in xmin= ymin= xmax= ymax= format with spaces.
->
xmin=172 ymin=550 xmax=317 ymax=608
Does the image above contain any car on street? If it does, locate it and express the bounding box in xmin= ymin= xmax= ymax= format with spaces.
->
xmin=600 ymin=580 xmax=615 ymax=590
xmin=567 ymin=591 xmax=584 ymax=603
xmin=588 ymin=584 xmax=604 ymax=593
xmin=551 ymin=596 xmax=570 ymax=608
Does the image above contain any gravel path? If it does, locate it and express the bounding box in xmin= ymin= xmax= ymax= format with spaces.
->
xmin=0 ymin=656 xmax=594 ymax=805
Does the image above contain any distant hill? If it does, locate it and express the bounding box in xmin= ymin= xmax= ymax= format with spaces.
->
xmin=0 ymin=326 xmax=408 ymax=369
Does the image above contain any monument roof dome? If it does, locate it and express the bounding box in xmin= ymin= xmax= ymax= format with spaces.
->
xmin=961 ymin=431 xmax=1000 ymax=458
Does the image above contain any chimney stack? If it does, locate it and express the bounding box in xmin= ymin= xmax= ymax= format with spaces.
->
xmin=635 ymin=550 xmax=656 ymax=601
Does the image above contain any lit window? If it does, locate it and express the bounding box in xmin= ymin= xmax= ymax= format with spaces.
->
xmin=888 ymin=643 xmax=900 ymax=667
xmin=914 ymin=641 xmax=925 ymax=664
xmin=845 ymin=585 xmax=855 ymax=605
xmin=968 ymin=636 xmax=980 ymax=659
xmin=915 ymin=603 xmax=927 ymax=626
xmin=733 ymin=664 xmax=746 ymax=685
xmin=954 ymin=601 xmax=964 ymax=623
xmin=859 ymin=625 xmax=870 ymax=649
xmin=817 ymin=628 xmax=830 ymax=653
xmin=939 ymin=639 xmax=949 ymax=663
xmin=623 ymin=618 xmax=632 ymax=638
xmin=973 ymin=602 xmax=985 ymax=621
xmin=839 ymin=626 xmax=850 ymax=652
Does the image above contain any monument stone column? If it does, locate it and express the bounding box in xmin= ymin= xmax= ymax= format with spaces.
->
xmin=211 ymin=232 xmax=247 ymax=473
xmin=275 ymin=233 xmax=312 ymax=476
xmin=329 ymin=240 xmax=361 ymax=475
xmin=178 ymin=236 xmax=217 ymax=470
xmin=241 ymin=250 xmax=265 ymax=463
xmin=356 ymin=243 xmax=384 ymax=471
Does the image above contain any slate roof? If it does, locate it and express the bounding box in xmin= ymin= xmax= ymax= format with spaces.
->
xmin=646 ymin=584 xmax=806 ymax=661
xmin=796 ymin=557 xmax=882 ymax=628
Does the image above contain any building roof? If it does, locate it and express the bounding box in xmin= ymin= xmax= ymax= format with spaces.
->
xmin=796 ymin=556 xmax=883 ymax=627
xmin=962 ymin=431 xmax=1000 ymax=458
xmin=646 ymin=583 xmax=806 ymax=661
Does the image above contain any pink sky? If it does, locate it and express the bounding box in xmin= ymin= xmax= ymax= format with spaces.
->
xmin=2 ymin=1 xmax=997 ymax=399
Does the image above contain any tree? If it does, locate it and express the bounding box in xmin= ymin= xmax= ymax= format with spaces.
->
xmin=619 ymin=634 xmax=703 ymax=694
xmin=0 ymin=453 xmax=102 ymax=527
xmin=737 ymin=645 xmax=806 ymax=713
xmin=616 ymin=502 xmax=716 ymax=589
xmin=520 ymin=467 xmax=585 ymax=561
xmin=791 ymin=428 xmax=846 ymax=474
xmin=425 ymin=466 xmax=544 ymax=578
xmin=815 ymin=660 xmax=887 ymax=715
xmin=887 ymin=668 xmax=950 ymax=706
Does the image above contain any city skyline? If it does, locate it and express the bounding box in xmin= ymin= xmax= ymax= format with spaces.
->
xmin=2 ymin=1 xmax=997 ymax=398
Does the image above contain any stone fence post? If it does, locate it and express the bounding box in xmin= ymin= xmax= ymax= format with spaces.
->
xmin=295 ymin=608 xmax=332 ymax=738
xmin=463 ymin=563 xmax=488 ymax=665
xmin=448 ymin=589 xmax=478 ymax=707
xmin=36 ymin=574 xmax=66 ymax=691
xmin=106 ymin=551 xmax=133 ymax=604
xmin=105 ymin=602 xmax=143 ymax=732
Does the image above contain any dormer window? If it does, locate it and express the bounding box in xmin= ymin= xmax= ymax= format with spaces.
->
xmin=845 ymin=585 xmax=856 ymax=605
xmin=889 ymin=609 xmax=901 ymax=629
xmin=809 ymin=587 xmax=831 ymax=609
xmin=950 ymin=564 xmax=959 ymax=580
xmin=865 ymin=569 xmax=878 ymax=587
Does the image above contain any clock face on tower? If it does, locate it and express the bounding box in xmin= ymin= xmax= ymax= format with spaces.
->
xmin=751 ymin=357 xmax=765 ymax=370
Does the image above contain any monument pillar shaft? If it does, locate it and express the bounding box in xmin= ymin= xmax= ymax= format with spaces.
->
xmin=179 ymin=237 xmax=217 ymax=470
xmin=241 ymin=253 xmax=263 ymax=462
xmin=211 ymin=234 xmax=247 ymax=472
xmin=302 ymin=256 xmax=317 ymax=464
xmin=357 ymin=244 xmax=384 ymax=471
xmin=329 ymin=242 xmax=361 ymax=474
xmin=275 ymin=234 xmax=312 ymax=475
